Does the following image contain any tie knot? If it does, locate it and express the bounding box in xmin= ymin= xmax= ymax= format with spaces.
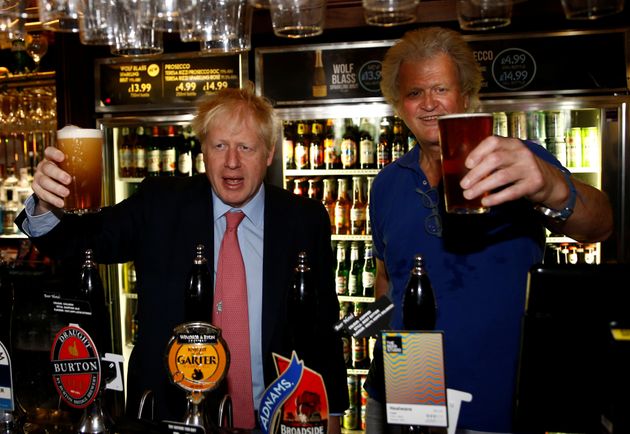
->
xmin=225 ymin=211 xmax=245 ymax=230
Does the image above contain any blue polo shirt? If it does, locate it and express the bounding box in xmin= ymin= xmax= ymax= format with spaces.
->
xmin=368 ymin=142 xmax=560 ymax=432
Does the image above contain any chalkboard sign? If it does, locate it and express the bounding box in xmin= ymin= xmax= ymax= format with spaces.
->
xmin=95 ymin=53 xmax=246 ymax=113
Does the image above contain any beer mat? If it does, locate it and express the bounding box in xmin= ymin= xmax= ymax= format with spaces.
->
xmin=334 ymin=295 xmax=394 ymax=339
xmin=382 ymin=331 xmax=448 ymax=428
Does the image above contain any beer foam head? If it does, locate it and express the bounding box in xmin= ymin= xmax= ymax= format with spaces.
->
xmin=57 ymin=125 xmax=103 ymax=139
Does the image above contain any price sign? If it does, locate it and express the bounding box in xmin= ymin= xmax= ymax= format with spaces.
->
xmin=491 ymin=48 xmax=536 ymax=91
xmin=96 ymin=53 xmax=244 ymax=112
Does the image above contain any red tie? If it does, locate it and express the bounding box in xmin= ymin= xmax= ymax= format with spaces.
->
xmin=214 ymin=211 xmax=255 ymax=429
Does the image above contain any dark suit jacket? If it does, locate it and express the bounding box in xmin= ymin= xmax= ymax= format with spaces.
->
xmin=17 ymin=175 xmax=349 ymax=422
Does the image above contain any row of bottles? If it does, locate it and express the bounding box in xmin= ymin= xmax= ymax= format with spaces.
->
xmin=335 ymin=240 xmax=375 ymax=298
xmin=289 ymin=175 xmax=374 ymax=236
xmin=283 ymin=116 xmax=414 ymax=171
xmin=343 ymin=374 xmax=368 ymax=431
xmin=117 ymin=124 xmax=204 ymax=178
xmin=492 ymin=109 xmax=600 ymax=170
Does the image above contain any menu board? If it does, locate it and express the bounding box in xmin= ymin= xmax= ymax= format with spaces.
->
xmin=468 ymin=31 xmax=628 ymax=95
xmin=256 ymin=42 xmax=393 ymax=107
xmin=95 ymin=53 xmax=244 ymax=112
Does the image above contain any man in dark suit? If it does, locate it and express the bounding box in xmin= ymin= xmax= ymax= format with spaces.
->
xmin=16 ymin=84 xmax=348 ymax=432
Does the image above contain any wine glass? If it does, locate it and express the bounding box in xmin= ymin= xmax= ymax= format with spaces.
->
xmin=26 ymin=33 xmax=48 ymax=71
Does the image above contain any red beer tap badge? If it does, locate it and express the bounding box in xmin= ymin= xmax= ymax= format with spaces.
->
xmin=50 ymin=324 xmax=101 ymax=408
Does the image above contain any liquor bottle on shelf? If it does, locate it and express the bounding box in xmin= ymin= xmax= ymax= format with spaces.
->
xmin=192 ymin=133 xmax=205 ymax=175
xmin=288 ymin=251 xmax=318 ymax=361
xmin=119 ymin=127 xmax=133 ymax=178
xmin=309 ymin=120 xmax=324 ymax=170
xmin=294 ymin=121 xmax=310 ymax=170
xmin=335 ymin=241 xmax=349 ymax=296
xmin=2 ymin=189 xmax=19 ymax=235
xmin=312 ymin=49 xmax=327 ymax=98
xmin=365 ymin=176 xmax=374 ymax=236
xmin=350 ymin=176 xmax=366 ymax=235
xmin=352 ymin=335 xmax=369 ymax=369
xmin=160 ymin=125 xmax=177 ymax=177
xmin=283 ymin=120 xmax=295 ymax=170
xmin=177 ymin=125 xmax=192 ymax=177
xmin=146 ymin=126 xmax=161 ymax=177
xmin=359 ymin=118 xmax=375 ymax=169
xmin=185 ymin=244 xmax=213 ymax=323
xmin=307 ymin=178 xmax=320 ymax=200
xmin=133 ymin=126 xmax=147 ymax=178
xmin=340 ymin=120 xmax=358 ymax=170
xmin=321 ymin=178 xmax=336 ymax=233
xmin=324 ymin=119 xmax=339 ymax=170
xmin=362 ymin=241 xmax=376 ymax=298
xmin=293 ymin=179 xmax=305 ymax=196
xmin=377 ymin=117 xmax=392 ymax=169
xmin=334 ymin=177 xmax=350 ymax=235
xmin=392 ymin=117 xmax=406 ymax=162
xmin=403 ymin=254 xmax=437 ymax=331
xmin=348 ymin=241 xmax=362 ymax=297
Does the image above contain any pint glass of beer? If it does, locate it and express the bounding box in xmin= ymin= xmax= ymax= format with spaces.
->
xmin=437 ymin=113 xmax=493 ymax=214
xmin=57 ymin=125 xmax=104 ymax=214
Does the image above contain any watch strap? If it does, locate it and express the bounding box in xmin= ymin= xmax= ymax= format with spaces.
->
xmin=533 ymin=167 xmax=576 ymax=222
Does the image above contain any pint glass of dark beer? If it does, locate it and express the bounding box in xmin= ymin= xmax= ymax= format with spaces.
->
xmin=437 ymin=113 xmax=493 ymax=214
xmin=57 ymin=125 xmax=104 ymax=214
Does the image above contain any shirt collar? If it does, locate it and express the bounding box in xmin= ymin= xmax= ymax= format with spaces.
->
xmin=212 ymin=184 xmax=265 ymax=229
xmin=396 ymin=142 xmax=422 ymax=172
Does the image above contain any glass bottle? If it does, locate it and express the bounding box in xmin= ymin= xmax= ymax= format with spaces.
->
xmin=185 ymin=244 xmax=213 ymax=323
xmin=307 ymin=179 xmax=320 ymax=200
xmin=293 ymin=179 xmax=304 ymax=196
xmin=294 ymin=121 xmax=310 ymax=170
xmin=340 ymin=120 xmax=358 ymax=169
xmin=352 ymin=335 xmax=369 ymax=369
xmin=403 ymin=254 xmax=437 ymax=331
xmin=392 ymin=117 xmax=406 ymax=162
xmin=79 ymin=249 xmax=111 ymax=354
xmin=321 ymin=178 xmax=336 ymax=234
xmin=335 ymin=241 xmax=349 ymax=296
xmin=309 ymin=120 xmax=324 ymax=170
xmin=350 ymin=176 xmax=366 ymax=235
xmin=362 ymin=241 xmax=376 ymax=298
xmin=146 ymin=126 xmax=161 ymax=177
xmin=133 ymin=126 xmax=147 ymax=178
xmin=334 ymin=177 xmax=350 ymax=235
xmin=312 ymin=49 xmax=327 ymax=98
xmin=359 ymin=118 xmax=375 ymax=169
xmin=119 ymin=127 xmax=133 ymax=178
xmin=192 ymin=135 xmax=205 ymax=174
xmin=177 ymin=125 xmax=192 ymax=177
xmin=348 ymin=241 xmax=362 ymax=297
xmin=283 ymin=120 xmax=295 ymax=170
xmin=160 ymin=125 xmax=176 ymax=176
xmin=288 ymin=251 xmax=318 ymax=360
xmin=323 ymin=119 xmax=338 ymax=170
xmin=2 ymin=189 xmax=19 ymax=235
xmin=377 ymin=117 xmax=392 ymax=169
xmin=365 ymin=176 xmax=374 ymax=236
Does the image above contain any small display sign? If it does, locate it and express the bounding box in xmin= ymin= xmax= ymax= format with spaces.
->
xmin=95 ymin=53 xmax=245 ymax=112
xmin=256 ymin=42 xmax=392 ymax=106
xmin=0 ymin=341 xmax=14 ymax=411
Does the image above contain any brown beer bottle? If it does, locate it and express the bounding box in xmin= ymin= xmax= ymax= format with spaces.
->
xmin=334 ymin=177 xmax=350 ymax=235
xmin=403 ymin=254 xmax=437 ymax=331
xmin=185 ymin=244 xmax=213 ymax=323
xmin=350 ymin=176 xmax=366 ymax=235
xmin=294 ymin=121 xmax=309 ymax=170
xmin=146 ymin=126 xmax=161 ymax=177
xmin=133 ymin=126 xmax=147 ymax=178
xmin=391 ymin=117 xmax=406 ymax=162
xmin=160 ymin=125 xmax=177 ymax=176
xmin=359 ymin=118 xmax=375 ymax=169
xmin=377 ymin=117 xmax=392 ymax=169
xmin=323 ymin=119 xmax=338 ymax=170
xmin=321 ymin=178 xmax=336 ymax=233
xmin=309 ymin=120 xmax=324 ymax=170
xmin=340 ymin=120 xmax=358 ymax=169
xmin=119 ymin=127 xmax=133 ymax=178
xmin=365 ymin=176 xmax=374 ymax=236
xmin=287 ymin=251 xmax=318 ymax=360
xmin=283 ymin=121 xmax=295 ymax=170
xmin=307 ymin=179 xmax=320 ymax=200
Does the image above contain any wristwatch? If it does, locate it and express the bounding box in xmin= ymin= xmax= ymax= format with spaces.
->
xmin=534 ymin=167 xmax=576 ymax=222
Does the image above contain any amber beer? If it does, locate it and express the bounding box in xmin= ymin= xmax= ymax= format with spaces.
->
xmin=437 ymin=113 xmax=493 ymax=214
xmin=57 ymin=125 xmax=104 ymax=214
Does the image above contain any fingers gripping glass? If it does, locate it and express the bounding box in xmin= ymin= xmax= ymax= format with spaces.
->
xmin=416 ymin=187 xmax=442 ymax=237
